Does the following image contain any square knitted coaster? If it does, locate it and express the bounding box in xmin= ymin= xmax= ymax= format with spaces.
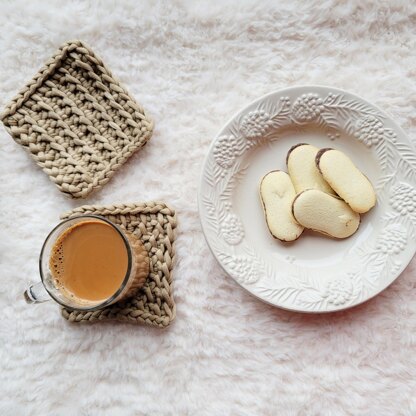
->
xmin=60 ymin=202 xmax=177 ymax=328
xmin=1 ymin=40 xmax=153 ymax=199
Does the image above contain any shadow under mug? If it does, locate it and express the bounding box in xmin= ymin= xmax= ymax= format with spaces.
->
xmin=24 ymin=215 xmax=150 ymax=311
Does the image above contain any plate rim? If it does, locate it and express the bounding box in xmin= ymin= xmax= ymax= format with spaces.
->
xmin=198 ymin=84 xmax=416 ymax=313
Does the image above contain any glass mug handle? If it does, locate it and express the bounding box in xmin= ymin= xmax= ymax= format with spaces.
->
xmin=24 ymin=282 xmax=51 ymax=304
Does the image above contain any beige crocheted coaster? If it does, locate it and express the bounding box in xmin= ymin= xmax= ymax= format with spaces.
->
xmin=1 ymin=40 xmax=153 ymax=198
xmin=60 ymin=202 xmax=176 ymax=328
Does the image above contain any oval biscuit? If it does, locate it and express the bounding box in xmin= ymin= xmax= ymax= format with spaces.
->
xmin=316 ymin=148 xmax=376 ymax=213
xmin=292 ymin=189 xmax=360 ymax=239
xmin=260 ymin=171 xmax=304 ymax=242
xmin=287 ymin=143 xmax=335 ymax=194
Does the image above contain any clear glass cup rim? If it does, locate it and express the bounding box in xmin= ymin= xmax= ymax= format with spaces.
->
xmin=39 ymin=214 xmax=133 ymax=311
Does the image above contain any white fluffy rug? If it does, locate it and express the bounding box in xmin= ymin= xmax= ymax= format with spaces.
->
xmin=1 ymin=1 xmax=416 ymax=414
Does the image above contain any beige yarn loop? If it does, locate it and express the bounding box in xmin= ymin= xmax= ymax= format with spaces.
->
xmin=1 ymin=40 xmax=154 ymax=198
xmin=60 ymin=201 xmax=177 ymax=328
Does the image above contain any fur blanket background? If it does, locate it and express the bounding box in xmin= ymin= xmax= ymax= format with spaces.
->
xmin=1 ymin=1 xmax=416 ymax=414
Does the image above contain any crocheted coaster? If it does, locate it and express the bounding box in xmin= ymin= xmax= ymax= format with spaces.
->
xmin=1 ymin=40 xmax=153 ymax=198
xmin=60 ymin=202 xmax=177 ymax=328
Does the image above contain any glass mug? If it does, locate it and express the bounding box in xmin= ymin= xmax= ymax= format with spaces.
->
xmin=24 ymin=215 xmax=150 ymax=311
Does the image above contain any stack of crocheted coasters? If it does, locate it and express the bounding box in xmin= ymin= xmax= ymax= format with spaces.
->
xmin=61 ymin=202 xmax=177 ymax=328
xmin=1 ymin=40 xmax=153 ymax=198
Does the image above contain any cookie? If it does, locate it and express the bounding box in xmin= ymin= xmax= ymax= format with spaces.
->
xmin=292 ymin=189 xmax=360 ymax=239
xmin=260 ymin=170 xmax=304 ymax=242
xmin=316 ymin=148 xmax=376 ymax=213
xmin=287 ymin=143 xmax=335 ymax=194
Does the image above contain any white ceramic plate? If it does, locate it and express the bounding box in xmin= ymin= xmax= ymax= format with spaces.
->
xmin=198 ymin=85 xmax=416 ymax=312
